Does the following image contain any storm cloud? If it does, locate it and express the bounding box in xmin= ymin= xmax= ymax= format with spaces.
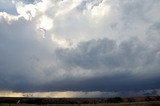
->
xmin=0 ymin=0 xmax=160 ymax=96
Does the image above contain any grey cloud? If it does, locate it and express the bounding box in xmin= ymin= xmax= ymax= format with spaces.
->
xmin=1 ymin=19 xmax=160 ymax=92
xmin=15 ymin=0 xmax=35 ymax=4
xmin=0 ymin=0 xmax=17 ymax=15
xmin=56 ymin=39 xmax=116 ymax=70
xmin=77 ymin=0 xmax=104 ymax=11
xmin=53 ymin=38 xmax=160 ymax=91
xmin=0 ymin=0 xmax=160 ymax=95
xmin=0 ymin=17 xmax=56 ymax=91
xmin=55 ymin=38 xmax=157 ymax=74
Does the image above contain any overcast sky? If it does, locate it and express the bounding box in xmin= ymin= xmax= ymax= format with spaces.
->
xmin=0 ymin=0 xmax=160 ymax=97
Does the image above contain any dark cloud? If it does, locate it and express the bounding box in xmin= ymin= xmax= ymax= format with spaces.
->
xmin=0 ymin=17 xmax=56 ymax=91
xmin=0 ymin=0 xmax=160 ymax=95
xmin=53 ymin=38 xmax=160 ymax=91
xmin=1 ymin=35 xmax=160 ymax=92
xmin=56 ymin=39 xmax=116 ymax=70
xmin=56 ymin=37 xmax=160 ymax=76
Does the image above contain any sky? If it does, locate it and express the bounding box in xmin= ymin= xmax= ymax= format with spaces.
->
xmin=0 ymin=0 xmax=160 ymax=98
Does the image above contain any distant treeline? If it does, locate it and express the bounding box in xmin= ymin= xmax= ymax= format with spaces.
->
xmin=0 ymin=96 xmax=160 ymax=104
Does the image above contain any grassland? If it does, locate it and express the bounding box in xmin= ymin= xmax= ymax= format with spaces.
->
xmin=0 ymin=96 xmax=160 ymax=106
xmin=0 ymin=102 xmax=160 ymax=106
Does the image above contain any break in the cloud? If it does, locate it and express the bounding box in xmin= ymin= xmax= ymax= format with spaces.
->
xmin=0 ymin=91 xmax=118 ymax=98
xmin=0 ymin=89 xmax=160 ymax=98
xmin=0 ymin=0 xmax=160 ymax=96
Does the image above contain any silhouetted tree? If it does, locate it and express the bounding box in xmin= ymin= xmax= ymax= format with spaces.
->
xmin=107 ymin=97 xmax=123 ymax=103
xmin=145 ymin=96 xmax=153 ymax=101
xmin=155 ymin=96 xmax=160 ymax=101
xmin=127 ymin=98 xmax=135 ymax=102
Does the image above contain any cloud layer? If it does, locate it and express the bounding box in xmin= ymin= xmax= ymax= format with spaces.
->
xmin=0 ymin=0 xmax=160 ymax=94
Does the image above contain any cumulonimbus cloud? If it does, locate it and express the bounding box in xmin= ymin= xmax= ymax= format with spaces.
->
xmin=0 ymin=0 xmax=160 ymax=93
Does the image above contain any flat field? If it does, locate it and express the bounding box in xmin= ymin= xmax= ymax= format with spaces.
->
xmin=0 ymin=96 xmax=160 ymax=106
xmin=0 ymin=102 xmax=160 ymax=106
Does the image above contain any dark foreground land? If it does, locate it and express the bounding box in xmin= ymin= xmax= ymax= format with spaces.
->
xmin=0 ymin=96 xmax=160 ymax=106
